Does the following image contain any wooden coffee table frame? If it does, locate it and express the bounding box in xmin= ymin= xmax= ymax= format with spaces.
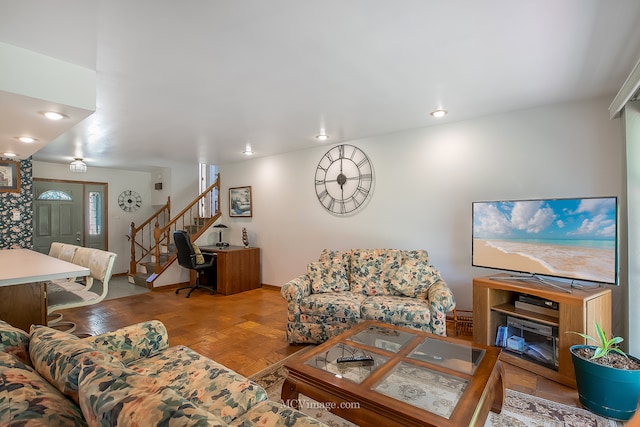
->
xmin=282 ymin=321 xmax=504 ymax=427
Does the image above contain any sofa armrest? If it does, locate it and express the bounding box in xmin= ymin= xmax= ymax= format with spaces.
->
xmin=0 ymin=320 xmax=31 ymax=366
xmin=426 ymin=280 xmax=456 ymax=336
xmin=281 ymin=275 xmax=311 ymax=313
xmin=427 ymin=280 xmax=456 ymax=313
xmin=85 ymin=320 xmax=169 ymax=365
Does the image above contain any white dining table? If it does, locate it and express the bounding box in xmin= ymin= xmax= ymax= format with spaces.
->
xmin=0 ymin=248 xmax=90 ymax=331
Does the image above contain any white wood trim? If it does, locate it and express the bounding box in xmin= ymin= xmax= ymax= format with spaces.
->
xmin=609 ymin=56 xmax=640 ymax=119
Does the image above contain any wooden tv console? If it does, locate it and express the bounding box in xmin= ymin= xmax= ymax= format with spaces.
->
xmin=472 ymin=275 xmax=611 ymax=387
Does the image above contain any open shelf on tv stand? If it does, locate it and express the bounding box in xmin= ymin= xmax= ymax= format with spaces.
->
xmin=492 ymin=274 xmax=573 ymax=294
xmin=472 ymin=275 xmax=612 ymax=388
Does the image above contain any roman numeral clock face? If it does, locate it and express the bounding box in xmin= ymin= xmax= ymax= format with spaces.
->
xmin=315 ymin=144 xmax=374 ymax=215
xmin=118 ymin=190 xmax=142 ymax=212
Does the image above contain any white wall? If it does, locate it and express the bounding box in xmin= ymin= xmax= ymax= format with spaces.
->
xmin=213 ymin=96 xmax=624 ymax=320
xmin=32 ymin=160 xmax=198 ymax=275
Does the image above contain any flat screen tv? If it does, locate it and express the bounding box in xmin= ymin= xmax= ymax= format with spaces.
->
xmin=472 ymin=196 xmax=618 ymax=287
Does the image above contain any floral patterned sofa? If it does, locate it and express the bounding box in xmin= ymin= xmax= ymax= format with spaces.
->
xmin=0 ymin=319 xmax=326 ymax=426
xmin=281 ymin=249 xmax=456 ymax=344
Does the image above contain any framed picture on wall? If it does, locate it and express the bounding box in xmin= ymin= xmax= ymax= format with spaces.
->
xmin=0 ymin=160 xmax=20 ymax=193
xmin=229 ymin=186 xmax=252 ymax=217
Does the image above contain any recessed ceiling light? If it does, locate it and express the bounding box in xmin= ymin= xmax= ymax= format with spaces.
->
xmin=430 ymin=109 xmax=448 ymax=118
xmin=3 ymin=152 xmax=17 ymax=157
xmin=16 ymin=136 xmax=37 ymax=143
xmin=40 ymin=111 xmax=68 ymax=121
xmin=243 ymin=149 xmax=254 ymax=155
xmin=315 ymin=133 xmax=329 ymax=141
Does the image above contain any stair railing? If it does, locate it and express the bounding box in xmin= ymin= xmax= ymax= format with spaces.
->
xmin=152 ymin=176 xmax=221 ymax=274
xmin=128 ymin=197 xmax=171 ymax=276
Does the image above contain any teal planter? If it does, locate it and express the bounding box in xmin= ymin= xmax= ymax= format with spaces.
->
xmin=570 ymin=345 xmax=640 ymax=420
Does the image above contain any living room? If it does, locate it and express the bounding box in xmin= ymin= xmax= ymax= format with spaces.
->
xmin=1 ymin=0 xmax=639 ymax=349
xmin=0 ymin=2 xmax=640 ymax=426
xmin=0 ymin=2 xmax=640 ymax=406
xmin=19 ymin=95 xmax=635 ymax=348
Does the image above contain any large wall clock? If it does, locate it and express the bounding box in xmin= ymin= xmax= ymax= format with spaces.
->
xmin=315 ymin=144 xmax=374 ymax=215
xmin=118 ymin=190 xmax=142 ymax=212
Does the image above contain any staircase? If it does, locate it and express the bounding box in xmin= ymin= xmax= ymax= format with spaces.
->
xmin=128 ymin=176 xmax=221 ymax=287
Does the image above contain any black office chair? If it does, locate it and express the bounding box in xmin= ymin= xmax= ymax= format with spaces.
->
xmin=173 ymin=230 xmax=217 ymax=298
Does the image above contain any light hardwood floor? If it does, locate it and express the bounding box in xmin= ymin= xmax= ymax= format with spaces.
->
xmin=56 ymin=285 xmax=581 ymax=408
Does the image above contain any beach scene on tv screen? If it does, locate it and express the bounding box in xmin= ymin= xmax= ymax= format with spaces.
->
xmin=472 ymin=198 xmax=617 ymax=284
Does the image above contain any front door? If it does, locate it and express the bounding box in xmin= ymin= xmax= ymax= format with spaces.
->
xmin=33 ymin=180 xmax=107 ymax=253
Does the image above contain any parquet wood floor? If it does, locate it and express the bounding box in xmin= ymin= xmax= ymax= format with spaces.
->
xmin=56 ymin=285 xmax=581 ymax=408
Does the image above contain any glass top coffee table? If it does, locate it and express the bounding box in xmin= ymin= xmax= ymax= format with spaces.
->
xmin=282 ymin=321 xmax=503 ymax=427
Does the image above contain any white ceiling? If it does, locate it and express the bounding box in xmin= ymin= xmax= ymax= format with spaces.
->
xmin=1 ymin=0 xmax=640 ymax=171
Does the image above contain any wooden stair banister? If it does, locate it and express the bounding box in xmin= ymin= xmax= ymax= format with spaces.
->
xmin=153 ymin=177 xmax=221 ymax=274
xmin=128 ymin=197 xmax=171 ymax=276
xmin=128 ymin=175 xmax=221 ymax=286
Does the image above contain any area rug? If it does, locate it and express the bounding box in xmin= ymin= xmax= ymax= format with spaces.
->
xmin=249 ymin=352 xmax=623 ymax=427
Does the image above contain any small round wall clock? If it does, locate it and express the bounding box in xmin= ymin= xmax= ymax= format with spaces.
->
xmin=315 ymin=144 xmax=373 ymax=215
xmin=118 ymin=190 xmax=142 ymax=212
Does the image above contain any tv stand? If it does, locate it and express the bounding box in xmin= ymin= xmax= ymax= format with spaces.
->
xmin=491 ymin=274 xmax=572 ymax=294
xmin=473 ymin=275 xmax=611 ymax=387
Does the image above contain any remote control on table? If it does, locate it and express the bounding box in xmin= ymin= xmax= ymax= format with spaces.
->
xmin=336 ymin=355 xmax=375 ymax=367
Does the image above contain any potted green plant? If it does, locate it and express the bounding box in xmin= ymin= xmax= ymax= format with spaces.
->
xmin=569 ymin=322 xmax=640 ymax=420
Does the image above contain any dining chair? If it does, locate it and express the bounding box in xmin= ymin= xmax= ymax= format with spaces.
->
xmin=46 ymin=243 xmax=83 ymax=325
xmin=48 ymin=242 xmax=64 ymax=258
xmin=57 ymin=243 xmax=78 ymax=262
xmin=47 ymin=248 xmax=117 ymax=332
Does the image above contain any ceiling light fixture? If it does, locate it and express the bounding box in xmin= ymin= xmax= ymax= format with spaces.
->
xmin=3 ymin=152 xmax=17 ymax=157
xmin=69 ymin=158 xmax=87 ymax=173
xmin=243 ymin=144 xmax=254 ymax=155
xmin=16 ymin=136 xmax=37 ymax=143
xmin=40 ymin=111 xmax=68 ymax=121
xmin=430 ymin=109 xmax=448 ymax=118
xmin=315 ymin=133 xmax=329 ymax=141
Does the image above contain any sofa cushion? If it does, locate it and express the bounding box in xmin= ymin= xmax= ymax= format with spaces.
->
xmin=403 ymin=249 xmax=429 ymax=263
xmin=361 ymin=296 xmax=431 ymax=326
xmin=192 ymin=243 xmax=206 ymax=264
xmin=285 ymin=319 xmax=359 ymax=345
xmin=85 ymin=320 xmax=169 ymax=365
xmin=128 ymin=345 xmax=267 ymax=423
xmin=307 ymin=261 xmax=349 ymax=293
xmin=232 ymin=400 xmax=329 ymax=426
xmin=349 ymin=249 xmax=402 ymax=296
xmin=29 ymin=325 xmax=121 ymax=404
xmin=0 ymin=352 xmax=87 ymax=426
xmin=299 ymin=292 xmax=366 ymax=319
xmin=319 ymin=249 xmax=351 ymax=272
xmin=392 ymin=257 xmax=443 ymax=298
xmin=78 ymin=357 xmax=226 ymax=426
xmin=0 ymin=320 xmax=31 ymax=366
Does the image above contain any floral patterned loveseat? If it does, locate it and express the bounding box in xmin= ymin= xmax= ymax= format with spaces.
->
xmin=281 ymin=249 xmax=456 ymax=344
xmin=0 ymin=319 xmax=326 ymax=426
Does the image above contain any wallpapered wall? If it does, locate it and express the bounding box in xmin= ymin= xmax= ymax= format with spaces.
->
xmin=0 ymin=158 xmax=33 ymax=249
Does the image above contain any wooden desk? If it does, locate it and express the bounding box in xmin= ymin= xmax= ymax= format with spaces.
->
xmin=199 ymin=246 xmax=261 ymax=295
xmin=0 ymin=249 xmax=89 ymax=331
